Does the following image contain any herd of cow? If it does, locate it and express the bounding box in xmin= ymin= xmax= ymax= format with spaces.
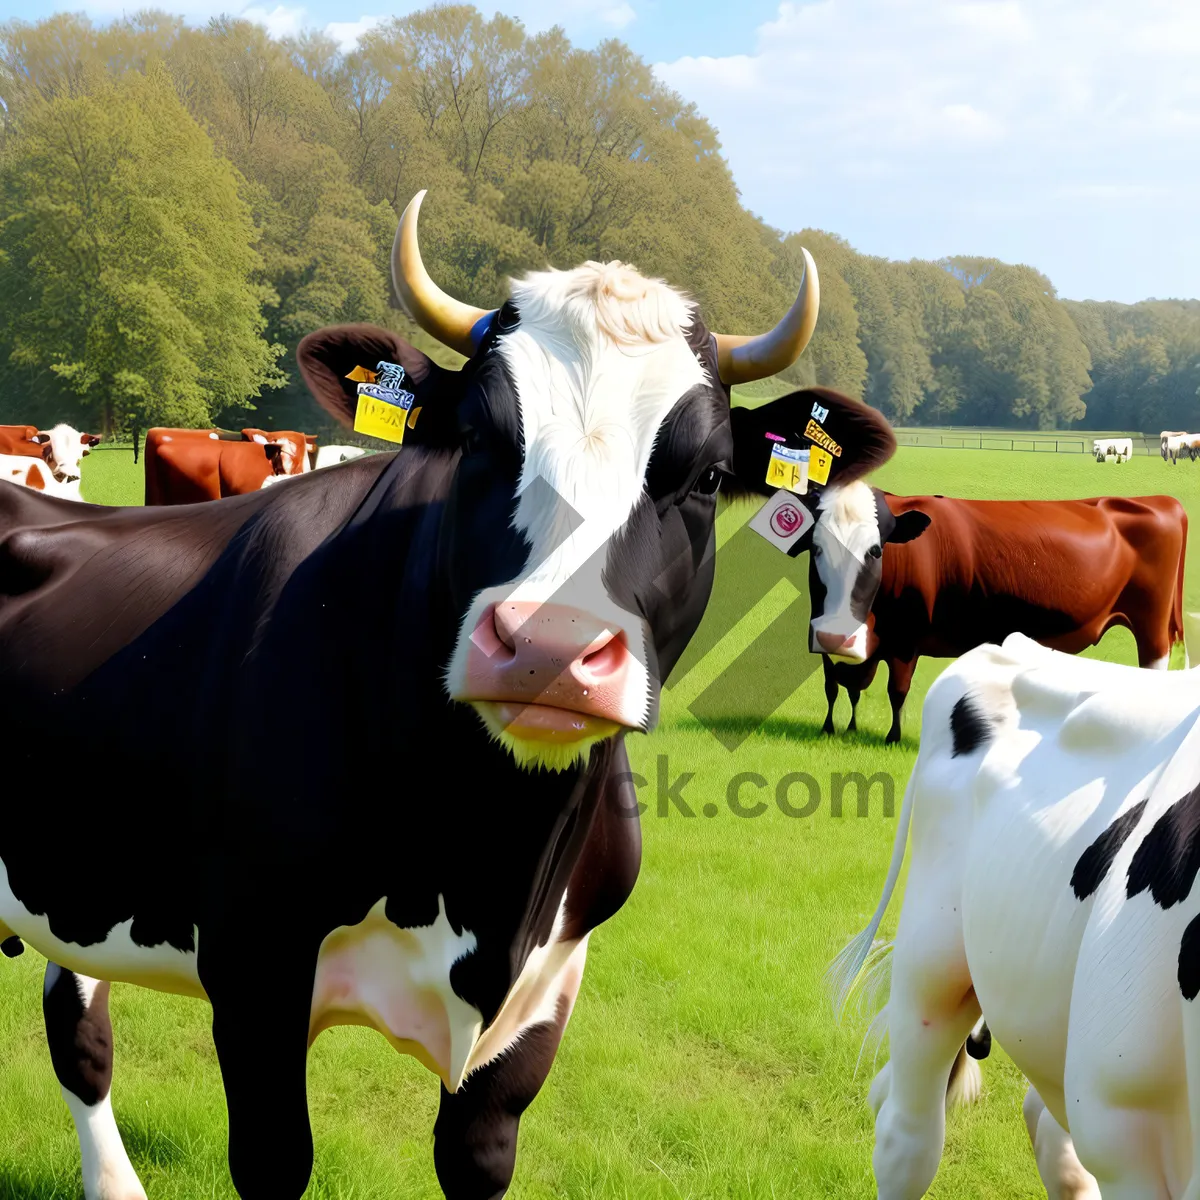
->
xmin=0 ymin=421 xmax=368 ymax=505
xmin=0 ymin=188 xmax=1199 ymax=1199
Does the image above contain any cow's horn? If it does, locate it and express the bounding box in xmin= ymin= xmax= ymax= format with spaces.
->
xmin=712 ymin=248 xmax=819 ymax=385
xmin=392 ymin=190 xmax=494 ymax=359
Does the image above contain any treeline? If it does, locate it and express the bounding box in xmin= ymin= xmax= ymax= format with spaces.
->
xmin=0 ymin=8 xmax=1196 ymax=441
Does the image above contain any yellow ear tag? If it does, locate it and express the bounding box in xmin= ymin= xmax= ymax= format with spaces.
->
xmin=407 ymin=406 xmax=421 ymax=429
xmin=765 ymin=444 xmax=808 ymax=494
xmin=345 ymin=365 xmax=377 ymax=383
xmin=353 ymin=382 xmax=413 ymax=444
xmin=808 ymin=446 xmax=833 ymax=485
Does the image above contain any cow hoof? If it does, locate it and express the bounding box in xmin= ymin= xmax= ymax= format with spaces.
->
xmin=821 ymin=722 xmax=835 ymax=736
xmin=1 ymin=936 xmax=22 ymax=957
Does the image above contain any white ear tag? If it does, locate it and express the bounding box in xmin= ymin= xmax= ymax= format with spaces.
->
xmin=748 ymin=489 xmax=814 ymax=553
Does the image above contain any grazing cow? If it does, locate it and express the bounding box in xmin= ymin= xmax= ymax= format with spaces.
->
xmin=1162 ymin=430 xmax=1189 ymax=463
xmin=829 ymin=631 xmax=1200 ymax=1199
xmin=143 ymin=427 xmax=312 ymax=504
xmin=812 ymin=489 xmax=1187 ymax=743
xmin=0 ymin=189 xmax=892 ymax=1200
xmin=1092 ymin=437 xmax=1132 ymax=463
xmin=1182 ymin=433 xmax=1200 ymax=462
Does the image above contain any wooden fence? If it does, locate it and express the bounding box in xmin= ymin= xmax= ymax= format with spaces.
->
xmin=892 ymin=431 xmax=1162 ymax=456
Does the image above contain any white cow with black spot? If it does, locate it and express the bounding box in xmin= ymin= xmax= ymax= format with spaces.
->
xmin=831 ymin=631 xmax=1200 ymax=1199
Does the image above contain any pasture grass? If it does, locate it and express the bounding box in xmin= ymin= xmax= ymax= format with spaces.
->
xmin=5 ymin=442 xmax=1199 ymax=1197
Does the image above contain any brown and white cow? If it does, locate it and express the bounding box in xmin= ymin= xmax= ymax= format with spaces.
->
xmin=811 ymin=488 xmax=1187 ymax=743
xmin=0 ymin=423 xmax=101 ymax=483
xmin=142 ymin=427 xmax=314 ymax=504
xmin=0 ymin=454 xmax=84 ymax=499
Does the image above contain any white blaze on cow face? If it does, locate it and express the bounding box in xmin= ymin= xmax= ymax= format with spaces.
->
xmin=810 ymin=481 xmax=883 ymax=664
xmin=443 ymin=261 xmax=709 ymax=773
xmin=42 ymin=424 xmax=92 ymax=483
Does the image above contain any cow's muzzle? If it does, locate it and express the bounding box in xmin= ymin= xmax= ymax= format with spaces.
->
xmin=455 ymin=601 xmax=645 ymax=760
xmin=812 ymin=626 xmax=872 ymax=664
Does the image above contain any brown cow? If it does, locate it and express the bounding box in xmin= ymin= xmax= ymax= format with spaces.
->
xmin=812 ymin=489 xmax=1188 ymax=743
xmin=143 ymin=427 xmax=316 ymax=504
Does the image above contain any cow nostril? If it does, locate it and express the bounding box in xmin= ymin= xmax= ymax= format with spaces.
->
xmin=581 ymin=632 xmax=626 ymax=676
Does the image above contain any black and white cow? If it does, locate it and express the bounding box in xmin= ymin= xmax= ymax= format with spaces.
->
xmin=0 ymin=189 xmax=901 ymax=1199
xmin=830 ymin=631 xmax=1200 ymax=1199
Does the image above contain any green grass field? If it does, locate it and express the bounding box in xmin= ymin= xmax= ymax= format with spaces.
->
xmin=9 ymin=442 xmax=1200 ymax=1198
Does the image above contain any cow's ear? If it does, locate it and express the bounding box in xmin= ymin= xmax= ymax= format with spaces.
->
xmin=296 ymin=323 xmax=451 ymax=436
xmin=82 ymin=434 xmax=101 ymax=446
xmin=725 ymin=388 xmax=896 ymax=499
xmin=888 ymin=510 xmax=931 ymax=544
xmin=40 ymin=444 xmax=52 ymax=462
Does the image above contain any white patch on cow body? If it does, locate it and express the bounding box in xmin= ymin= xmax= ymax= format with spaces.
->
xmin=0 ymin=860 xmax=205 ymax=998
xmin=442 ymin=262 xmax=709 ymax=733
xmin=5 ymin=866 xmax=580 ymax=1097
xmin=310 ymin=890 xmax=581 ymax=1092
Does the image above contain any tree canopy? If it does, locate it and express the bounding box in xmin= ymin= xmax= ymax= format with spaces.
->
xmin=0 ymin=7 xmax=1196 ymax=439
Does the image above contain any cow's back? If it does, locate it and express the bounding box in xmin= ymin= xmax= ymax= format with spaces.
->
xmin=874 ymin=494 xmax=1184 ymax=658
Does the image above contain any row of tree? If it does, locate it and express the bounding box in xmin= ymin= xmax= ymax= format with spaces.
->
xmin=1 ymin=7 xmax=1196 ymax=441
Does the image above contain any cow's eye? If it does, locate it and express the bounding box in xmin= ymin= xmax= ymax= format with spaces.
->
xmin=812 ymin=543 xmax=822 ymax=559
xmin=461 ymin=427 xmax=483 ymax=456
xmin=869 ymin=544 xmax=882 ymax=558
xmin=693 ymin=465 xmax=722 ymax=496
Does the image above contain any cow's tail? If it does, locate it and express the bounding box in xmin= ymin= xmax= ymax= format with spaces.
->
xmin=827 ymin=767 xmax=917 ymax=1087
xmin=1173 ymin=504 xmax=1189 ymax=668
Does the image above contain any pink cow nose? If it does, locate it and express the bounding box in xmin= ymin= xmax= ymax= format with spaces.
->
xmin=816 ymin=630 xmax=851 ymax=653
xmin=463 ymin=601 xmax=638 ymax=728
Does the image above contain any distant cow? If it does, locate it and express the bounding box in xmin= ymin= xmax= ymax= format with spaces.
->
xmin=1161 ymin=430 xmax=1189 ymax=463
xmin=830 ymin=632 xmax=1200 ymax=1199
xmin=0 ymin=423 xmax=100 ymax=483
xmin=143 ymin=427 xmax=313 ymax=504
xmin=812 ymin=489 xmax=1187 ymax=743
xmin=1092 ymin=437 xmax=1131 ymax=462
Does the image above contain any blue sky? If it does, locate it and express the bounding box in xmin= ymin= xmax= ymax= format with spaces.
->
xmin=8 ymin=0 xmax=1198 ymax=305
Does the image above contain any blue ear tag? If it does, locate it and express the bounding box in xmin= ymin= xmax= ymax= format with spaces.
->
xmin=375 ymin=360 xmax=407 ymax=390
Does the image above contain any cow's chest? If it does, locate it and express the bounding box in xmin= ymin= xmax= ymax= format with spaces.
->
xmin=309 ymin=893 xmax=585 ymax=1092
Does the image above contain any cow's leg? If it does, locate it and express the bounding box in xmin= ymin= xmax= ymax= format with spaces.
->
xmin=822 ymin=658 xmax=840 ymax=735
xmin=1022 ymin=1084 xmax=1101 ymax=1200
xmin=43 ymin=964 xmax=146 ymax=1200
xmin=845 ymin=660 xmax=880 ymax=735
xmin=434 ymin=938 xmax=588 ymax=1200
xmin=868 ymin=869 xmax=979 ymax=1197
xmin=885 ymin=657 xmax=917 ymax=745
xmin=199 ymin=930 xmax=318 ymax=1199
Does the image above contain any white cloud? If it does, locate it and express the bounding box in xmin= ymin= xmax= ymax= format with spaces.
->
xmin=324 ymin=14 xmax=387 ymax=51
xmin=599 ymin=2 xmax=635 ymax=28
xmin=239 ymin=4 xmax=307 ymax=39
xmin=652 ymin=0 xmax=1200 ymax=301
